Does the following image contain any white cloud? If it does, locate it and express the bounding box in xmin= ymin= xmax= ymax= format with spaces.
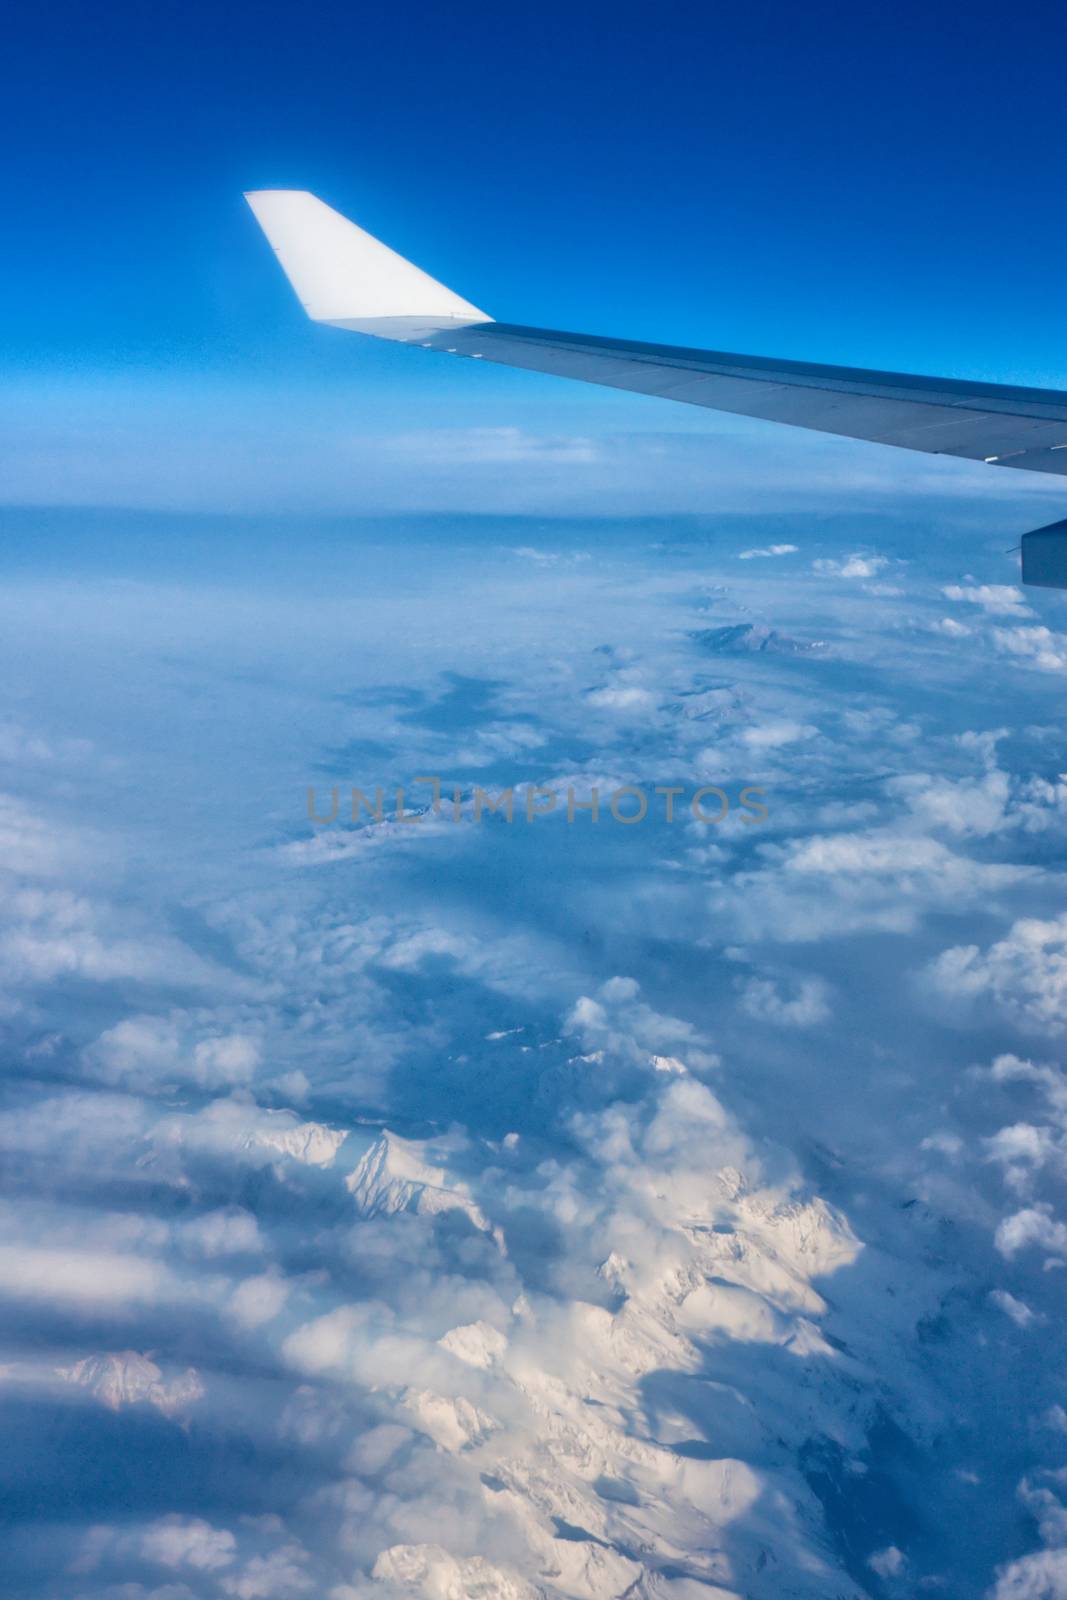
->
xmin=887 ymin=766 xmax=1012 ymax=838
xmin=985 ymin=1123 xmax=1060 ymax=1190
xmin=88 ymin=1017 xmax=182 ymax=1083
xmin=942 ymin=583 xmax=1031 ymax=617
xmin=584 ymin=685 xmax=658 ymax=713
xmin=141 ymin=1516 xmax=236 ymax=1572
xmin=990 ymin=1531 xmax=1067 ymax=1597
xmin=389 ymin=426 xmax=601 ymax=466
xmin=929 ymin=915 xmax=1067 ymax=1033
xmin=192 ymin=1034 xmax=261 ymax=1088
xmin=988 ymin=1054 xmax=1067 ymax=1116
xmin=0 ymin=1245 xmax=169 ymax=1308
xmin=868 ymin=1545 xmax=907 ymax=1579
xmin=0 ymin=1090 xmax=148 ymax=1161
xmin=179 ymin=1208 xmax=264 ymax=1259
xmin=738 ymin=975 xmax=831 ymax=1027
xmin=220 ymin=1543 xmax=313 ymax=1598
xmin=0 ymin=793 xmax=91 ymax=877
xmin=991 ymin=1546 xmax=1067 ymax=1599
xmin=0 ymin=720 xmax=92 ymax=765
xmin=281 ymin=1305 xmax=369 ymax=1378
xmin=813 ymin=552 xmax=887 ymax=577
xmin=86 ymin=1017 xmax=261 ymax=1091
xmin=718 ymin=827 xmax=1030 ymax=942
xmin=0 ymin=888 xmax=232 ymax=993
xmin=921 ymin=1131 xmax=964 ymax=1157
xmin=738 ymin=543 xmax=798 ymax=559
xmin=889 ymin=762 xmax=1067 ymax=841
xmin=991 ymin=626 xmax=1067 ymax=673
xmin=740 ymin=719 xmax=818 ymax=749
xmin=512 ymin=545 xmax=591 ymax=567
xmin=989 ymin=1289 xmax=1039 ymax=1328
xmin=994 ymin=1205 xmax=1067 ymax=1259
xmin=563 ymin=974 xmax=717 ymax=1070
xmin=227 ymin=1272 xmax=290 ymax=1330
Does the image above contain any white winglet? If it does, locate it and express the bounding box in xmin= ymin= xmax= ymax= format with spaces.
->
xmin=244 ymin=190 xmax=490 ymax=335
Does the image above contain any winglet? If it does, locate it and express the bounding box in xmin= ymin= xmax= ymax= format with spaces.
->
xmin=244 ymin=190 xmax=491 ymax=335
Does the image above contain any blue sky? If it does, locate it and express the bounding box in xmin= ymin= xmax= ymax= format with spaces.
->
xmin=4 ymin=0 xmax=1067 ymax=515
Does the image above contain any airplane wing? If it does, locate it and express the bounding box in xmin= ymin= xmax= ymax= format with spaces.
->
xmin=244 ymin=189 xmax=1067 ymax=583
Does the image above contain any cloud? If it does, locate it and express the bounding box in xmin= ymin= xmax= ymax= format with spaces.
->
xmin=738 ymin=543 xmax=798 ymax=560
xmin=512 ymin=545 xmax=591 ymax=567
xmin=387 ymin=426 xmax=602 ymax=466
xmin=0 ymin=1089 xmax=149 ymax=1163
xmin=5 ymin=511 xmax=1067 ymax=1597
xmin=281 ymin=1304 xmax=411 ymax=1388
xmin=989 ymin=1289 xmax=1039 ymax=1328
xmin=813 ymin=552 xmax=887 ymax=577
xmin=989 ymin=1483 xmax=1067 ymax=1600
xmin=86 ymin=1018 xmax=262 ymax=1092
xmin=942 ymin=583 xmax=1031 ymax=617
xmin=0 ymin=1244 xmax=169 ymax=1309
xmin=886 ymin=765 xmax=1013 ymax=838
xmin=738 ymin=974 xmax=831 ymax=1027
xmin=584 ymin=685 xmax=658 ymax=713
xmin=75 ymin=1516 xmax=320 ymax=1600
xmin=994 ymin=1205 xmax=1067 ymax=1259
xmin=985 ymin=1123 xmax=1060 ymax=1191
xmin=991 ymin=626 xmax=1067 ymax=673
xmin=868 ymin=1545 xmax=907 ymax=1580
xmin=220 ymin=1543 xmax=313 ymax=1598
xmin=932 ymin=587 xmax=1067 ymax=672
xmin=740 ymin=719 xmax=818 ymax=749
xmin=0 ymin=887 xmax=235 ymax=994
xmin=0 ymin=792 xmax=93 ymax=877
xmin=990 ymin=1547 xmax=1067 ymax=1599
xmin=987 ymin=1053 xmax=1067 ymax=1114
xmin=888 ymin=758 xmax=1067 ymax=841
xmin=716 ymin=827 xmax=1031 ymax=942
xmin=192 ymin=1034 xmax=261 ymax=1087
xmin=86 ymin=1017 xmax=183 ymax=1084
xmin=140 ymin=1517 xmax=236 ymax=1572
xmin=179 ymin=1208 xmax=264 ymax=1259
xmin=227 ymin=1273 xmax=290 ymax=1330
xmin=929 ymin=915 xmax=1067 ymax=1033
xmin=563 ymin=974 xmax=718 ymax=1071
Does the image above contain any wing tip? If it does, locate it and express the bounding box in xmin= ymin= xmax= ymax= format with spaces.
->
xmin=244 ymin=187 xmax=314 ymax=201
xmin=243 ymin=188 xmax=490 ymax=327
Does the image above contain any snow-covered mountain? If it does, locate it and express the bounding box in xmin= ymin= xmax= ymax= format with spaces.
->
xmin=57 ymin=1351 xmax=204 ymax=1416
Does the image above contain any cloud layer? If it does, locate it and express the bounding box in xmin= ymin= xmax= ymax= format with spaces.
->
xmin=1 ymin=506 xmax=1067 ymax=1597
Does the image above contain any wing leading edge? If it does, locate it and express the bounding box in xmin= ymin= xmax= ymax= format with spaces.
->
xmin=375 ymin=320 xmax=1067 ymax=476
xmin=245 ymin=188 xmax=1067 ymax=480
